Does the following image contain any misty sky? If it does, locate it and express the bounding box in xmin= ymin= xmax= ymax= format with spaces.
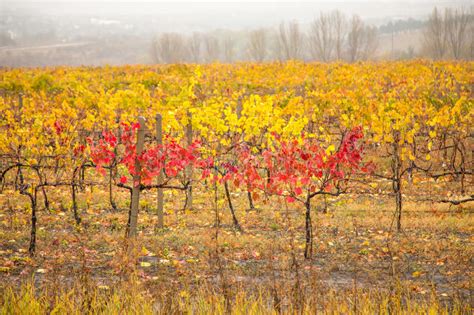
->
xmin=3 ymin=1 xmax=471 ymax=32
xmin=1 ymin=0 xmax=472 ymax=65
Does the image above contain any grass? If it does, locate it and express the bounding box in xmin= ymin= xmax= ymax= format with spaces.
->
xmin=0 ymin=185 xmax=472 ymax=314
xmin=1 ymin=281 xmax=470 ymax=314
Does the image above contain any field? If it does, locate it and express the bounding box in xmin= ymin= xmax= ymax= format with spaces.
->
xmin=0 ymin=61 xmax=473 ymax=314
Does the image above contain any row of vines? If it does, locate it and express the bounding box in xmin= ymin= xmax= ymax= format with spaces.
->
xmin=0 ymin=61 xmax=472 ymax=257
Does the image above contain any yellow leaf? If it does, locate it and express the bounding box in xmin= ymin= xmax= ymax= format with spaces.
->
xmin=0 ymin=267 xmax=10 ymax=273
xmin=325 ymin=144 xmax=335 ymax=155
xmin=141 ymin=246 xmax=150 ymax=256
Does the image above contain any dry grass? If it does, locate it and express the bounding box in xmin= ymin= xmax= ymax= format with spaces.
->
xmin=0 ymin=184 xmax=472 ymax=314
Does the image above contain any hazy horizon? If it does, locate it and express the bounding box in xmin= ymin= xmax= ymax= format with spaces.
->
xmin=1 ymin=0 xmax=472 ymax=66
xmin=3 ymin=1 xmax=472 ymax=31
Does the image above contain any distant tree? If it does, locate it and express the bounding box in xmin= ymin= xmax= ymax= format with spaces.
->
xmin=309 ymin=12 xmax=336 ymax=61
xmin=332 ymin=10 xmax=347 ymax=60
xmin=346 ymin=15 xmax=378 ymax=62
xmin=203 ymin=35 xmax=220 ymax=63
xmin=347 ymin=15 xmax=365 ymax=62
xmin=361 ymin=25 xmax=379 ymax=60
xmin=151 ymin=33 xmax=186 ymax=64
xmin=378 ymin=18 xmax=425 ymax=34
xmin=248 ymin=28 xmax=267 ymax=62
xmin=423 ymin=8 xmax=448 ymax=59
xmin=187 ymin=32 xmax=202 ymax=63
xmin=347 ymin=15 xmax=363 ymax=62
xmin=277 ymin=21 xmax=303 ymax=60
xmin=469 ymin=8 xmax=474 ymax=60
xmin=223 ymin=36 xmax=235 ymax=63
xmin=398 ymin=46 xmax=417 ymax=60
xmin=309 ymin=10 xmax=349 ymax=62
xmin=445 ymin=8 xmax=470 ymax=60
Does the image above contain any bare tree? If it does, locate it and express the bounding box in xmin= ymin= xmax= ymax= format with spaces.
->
xmin=332 ymin=10 xmax=347 ymax=60
xmin=187 ymin=32 xmax=202 ymax=63
xmin=309 ymin=12 xmax=335 ymax=61
xmin=277 ymin=21 xmax=303 ymax=60
xmin=151 ymin=33 xmax=186 ymax=64
xmin=361 ymin=25 xmax=379 ymax=60
xmin=223 ymin=36 xmax=235 ymax=63
xmin=248 ymin=28 xmax=267 ymax=62
xmin=203 ymin=35 xmax=220 ymax=63
xmin=423 ymin=7 xmax=448 ymax=59
xmin=346 ymin=15 xmax=378 ymax=62
xmin=346 ymin=15 xmax=365 ymax=62
xmin=445 ymin=8 xmax=470 ymax=60
xmin=150 ymin=36 xmax=160 ymax=64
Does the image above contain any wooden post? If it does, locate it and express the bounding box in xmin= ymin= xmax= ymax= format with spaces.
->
xmin=185 ymin=111 xmax=193 ymax=209
xmin=128 ymin=116 xmax=146 ymax=237
xmin=156 ymin=114 xmax=164 ymax=228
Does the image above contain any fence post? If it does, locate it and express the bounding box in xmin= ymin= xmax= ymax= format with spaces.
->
xmin=185 ymin=111 xmax=193 ymax=209
xmin=128 ymin=116 xmax=146 ymax=237
xmin=156 ymin=114 xmax=164 ymax=228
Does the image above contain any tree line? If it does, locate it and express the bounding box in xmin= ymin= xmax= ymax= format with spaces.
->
xmin=151 ymin=7 xmax=473 ymax=63
xmin=423 ymin=7 xmax=473 ymax=60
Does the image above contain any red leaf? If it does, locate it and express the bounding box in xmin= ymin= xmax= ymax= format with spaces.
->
xmin=119 ymin=176 xmax=127 ymax=184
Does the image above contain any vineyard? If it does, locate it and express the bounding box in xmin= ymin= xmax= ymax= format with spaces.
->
xmin=0 ymin=61 xmax=473 ymax=313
